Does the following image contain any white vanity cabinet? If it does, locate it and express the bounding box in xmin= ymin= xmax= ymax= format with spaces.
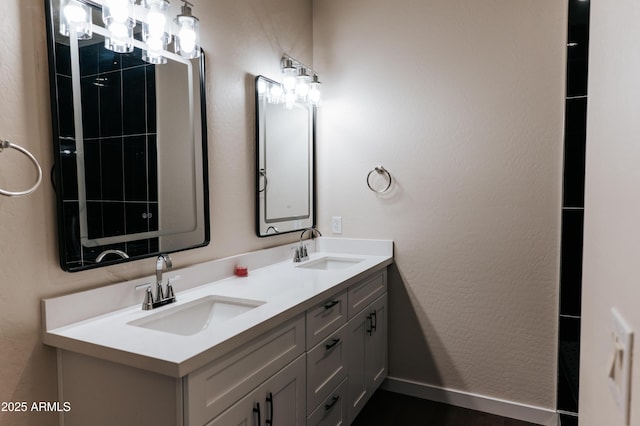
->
xmin=45 ymin=240 xmax=393 ymax=426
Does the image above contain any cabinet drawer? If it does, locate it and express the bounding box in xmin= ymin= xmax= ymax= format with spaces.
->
xmin=306 ymin=290 xmax=347 ymax=349
xmin=185 ymin=315 xmax=305 ymax=426
xmin=307 ymin=323 xmax=348 ymax=412
xmin=307 ymin=378 xmax=348 ymax=426
xmin=347 ymin=270 xmax=387 ymax=318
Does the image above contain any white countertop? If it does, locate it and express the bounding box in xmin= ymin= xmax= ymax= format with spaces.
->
xmin=42 ymin=238 xmax=393 ymax=377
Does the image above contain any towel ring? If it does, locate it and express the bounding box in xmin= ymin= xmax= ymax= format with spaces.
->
xmin=0 ymin=139 xmax=43 ymax=197
xmin=366 ymin=166 xmax=392 ymax=193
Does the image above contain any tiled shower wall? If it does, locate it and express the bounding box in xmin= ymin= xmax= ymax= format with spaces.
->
xmin=557 ymin=0 xmax=589 ymax=424
xmin=55 ymin=41 xmax=159 ymax=268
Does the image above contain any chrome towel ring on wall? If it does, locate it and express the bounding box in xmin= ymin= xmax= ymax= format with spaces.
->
xmin=366 ymin=166 xmax=393 ymax=193
xmin=0 ymin=139 xmax=43 ymax=197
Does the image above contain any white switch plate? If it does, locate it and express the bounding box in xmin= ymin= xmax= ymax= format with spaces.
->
xmin=609 ymin=308 xmax=633 ymax=425
xmin=332 ymin=216 xmax=343 ymax=234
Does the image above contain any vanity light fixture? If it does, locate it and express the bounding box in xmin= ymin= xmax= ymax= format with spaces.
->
xmin=59 ymin=0 xmax=92 ymax=40
xmin=277 ymin=54 xmax=323 ymax=107
xmin=58 ymin=0 xmax=205 ymax=63
xmin=174 ymin=0 xmax=201 ymax=59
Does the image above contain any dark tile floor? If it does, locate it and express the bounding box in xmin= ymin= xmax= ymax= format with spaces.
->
xmin=352 ymin=390 xmax=542 ymax=426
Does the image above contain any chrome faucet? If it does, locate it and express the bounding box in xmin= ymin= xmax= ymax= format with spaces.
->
xmin=294 ymin=227 xmax=322 ymax=262
xmin=142 ymin=254 xmax=176 ymax=310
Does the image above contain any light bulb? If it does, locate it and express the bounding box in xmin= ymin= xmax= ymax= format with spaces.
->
xmin=109 ymin=1 xmax=129 ymax=22
xmin=63 ymin=3 xmax=87 ymax=23
xmin=178 ymin=24 xmax=197 ymax=53
xmin=108 ymin=22 xmax=128 ymax=39
xmin=269 ymin=84 xmax=282 ymax=101
xmin=102 ymin=0 xmax=133 ymax=25
xmin=147 ymin=10 xmax=167 ymax=38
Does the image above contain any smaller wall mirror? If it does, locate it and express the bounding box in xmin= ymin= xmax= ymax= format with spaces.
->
xmin=45 ymin=0 xmax=210 ymax=271
xmin=255 ymin=76 xmax=315 ymax=237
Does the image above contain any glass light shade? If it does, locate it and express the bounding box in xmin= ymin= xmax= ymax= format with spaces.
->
xmin=142 ymin=0 xmax=171 ymax=64
xmin=59 ymin=0 xmax=92 ymax=40
xmin=175 ymin=15 xmax=200 ymax=58
xmin=281 ymin=59 xmax=297 ymax=94
xmin=295 ymin=68 xmax=311 ymax=101
xmin=309 ymin=76 xmax=322 ymax=106
xmin=102 ymin=0 xmax=134 ymax=52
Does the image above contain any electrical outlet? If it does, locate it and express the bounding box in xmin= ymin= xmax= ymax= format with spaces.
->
xmin=608 ymin=308 xmax=633 ymax=425
xmin=332 ymin=216 xmax=343 ymax=234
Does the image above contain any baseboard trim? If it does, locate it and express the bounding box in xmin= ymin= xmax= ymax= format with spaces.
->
xmin=381 ymin=377 xmax=558 ymax=426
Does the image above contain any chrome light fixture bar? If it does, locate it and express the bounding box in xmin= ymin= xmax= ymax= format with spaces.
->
xmin=58 ymin=0 xmax=203 ymax=63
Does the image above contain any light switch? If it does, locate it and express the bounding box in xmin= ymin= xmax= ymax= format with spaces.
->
xmin=332 ymin=216 xmax=343 ymax=234
xmin=608 ymin=308 xmax=633 ymax=425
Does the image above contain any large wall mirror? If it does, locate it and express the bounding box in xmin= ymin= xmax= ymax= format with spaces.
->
xmin=44 ymin=0 xmax=210 ymax=271
xmin=255 ymin=76 xmax=315 ymax=237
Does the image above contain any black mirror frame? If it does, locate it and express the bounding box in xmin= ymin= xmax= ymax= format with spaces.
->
xmin=44 ymin=0 xmax=210 ymax=271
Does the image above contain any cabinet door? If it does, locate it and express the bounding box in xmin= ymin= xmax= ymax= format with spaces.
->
xmin=366 ymin=294 xmax=387 ymax=392
xmin=346 ymin=293 xmax=388 ymax=424
xmin=263 ymin=354 xmax=307 ymax=426
xmin=206 ymin=355 xmax=306 ymax=426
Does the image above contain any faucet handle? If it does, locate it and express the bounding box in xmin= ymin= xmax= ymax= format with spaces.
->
xmin=166 ymin=282 xmax=176 ymax=300
xmin=142 ymin=287 xmax=154 ymax=310
xmin=166 ymin=277 xmax=178 ymax=301
xmin=293 ymin=247 xmax=302 ymax=263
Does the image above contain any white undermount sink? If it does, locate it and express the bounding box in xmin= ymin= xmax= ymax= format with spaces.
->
xmin=297 ymin=256 xmax=364 ymax=270
xmin=127 ymin=295 xmax=266 ymax=336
